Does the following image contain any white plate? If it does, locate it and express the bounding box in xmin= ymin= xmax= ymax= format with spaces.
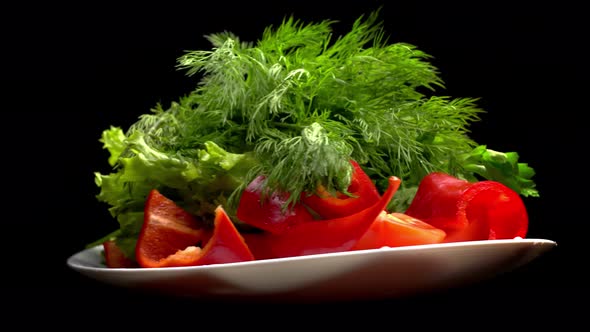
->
xmin=67 ymin=238 xmax=556 ymax=302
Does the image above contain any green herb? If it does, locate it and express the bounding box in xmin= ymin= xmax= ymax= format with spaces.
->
xmin=92 ymin=9 xmax=538 ymax=257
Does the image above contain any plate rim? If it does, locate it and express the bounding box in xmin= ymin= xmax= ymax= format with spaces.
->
xmin=67 ymin=237 xmax=557 ymax=273
xmin=66 ymin=237 xmax=558 ymax=301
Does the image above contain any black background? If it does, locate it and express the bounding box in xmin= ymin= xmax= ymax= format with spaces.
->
xmin=3 ymin=1 xmax=586 ymax=328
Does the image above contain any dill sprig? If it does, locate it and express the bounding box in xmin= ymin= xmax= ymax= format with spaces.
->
xmin=114 ymin=9 xmax=534 ymax=210
xmin=171 ymin=9 xmax=485 ymax=206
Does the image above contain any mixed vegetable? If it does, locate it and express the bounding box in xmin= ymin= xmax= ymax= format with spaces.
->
xmin=91 ymin=10 xmax=538 ymax=268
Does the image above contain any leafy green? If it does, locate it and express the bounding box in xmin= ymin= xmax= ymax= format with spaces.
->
xmin=459 ymin=145 xmax=539 ymax=197
xmin=93 ymin=126 xmax=257 ymax=256
xmin=91 ymin=9 xmax=538 ymax=257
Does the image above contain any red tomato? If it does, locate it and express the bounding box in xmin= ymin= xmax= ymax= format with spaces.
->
xmin=352 ymin=211 xmax=446 ymax=250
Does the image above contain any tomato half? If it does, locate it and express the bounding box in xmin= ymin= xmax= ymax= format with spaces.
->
xmin=352 ymin=211 xmax=446 ymax=250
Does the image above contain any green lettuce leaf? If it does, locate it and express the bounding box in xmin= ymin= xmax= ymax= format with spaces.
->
xmin=459 ymin=145 xmax=539 ymax=197
xmin=91 ymin=127 xmax=257 ymax=258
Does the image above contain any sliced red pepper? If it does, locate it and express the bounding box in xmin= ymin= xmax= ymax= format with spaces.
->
xmin=136 ymin=189 xmax=254 ymax=268
xmin=236 ymin=175 xmax=315 ymax=234
xmin=301 ymin=159 xmax=381 ymax=219
xmin=258 ymin=176 xmax=401 ymax=259
xmin=352 ymin=211 xmax=447 ymax=250
xmin=241 ymin=232 xmax=275 ymax=261
xmin=193 ymin=205 xmax=255 ymax=266
xmin=404 ymin=172 xmax=528 ymax=243
xmin=103 ymin=240 xmax=139 ymax=268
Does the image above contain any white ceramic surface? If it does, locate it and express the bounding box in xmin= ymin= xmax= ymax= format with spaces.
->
xmin=67 ymin=238 xmax=556 ymax=302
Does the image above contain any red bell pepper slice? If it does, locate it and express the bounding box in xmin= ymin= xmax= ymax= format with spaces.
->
xmin=301 ymin=159 xmax=381 ymax=219
xmin=253 ymin=176 xmax=401 ymax=259
xmin=352 ymin=211 xmax=446 ymax=250
xmin=241 ymin=232 xmax=276 ymax=261
xmin=103 ymin=240 xmax=139 ymax=268
xmin=193 ymin=205 xmax=255 ymax=266
xmin=136 ymin=189 xmax=254 ymax=268
xmin=236 ymin=175 xmax=315 ymax=234
xmin=404 ymin=172 xmax=528 ymax=243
